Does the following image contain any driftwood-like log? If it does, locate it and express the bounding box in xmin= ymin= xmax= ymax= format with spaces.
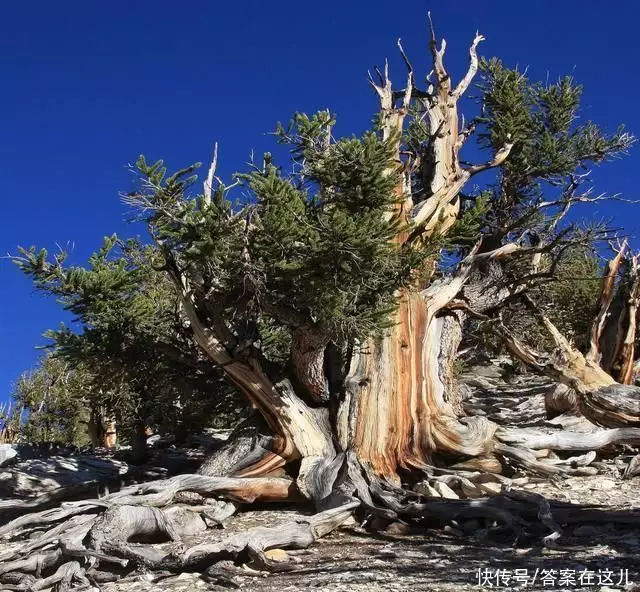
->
xmin=182 ymin=501 xmax=359 ymax=571
xmin=0 ymin=548 xmax=63 ymax=577
xmin=494 ymin=443 xmax=597 ymax=477
xmin=0 ymin=503 xmax=100 ymax=538
xmin=497 ymin=425 xmax=640 ymax=451
xmin=30 ymin=560 xmax=89 ymax=592
xmin=102 ymin=474 xmax=300 ymax=506
xmin=580 ymin=385 xmax=640 ymax=428
xmin=0 ymin=513 xmax=96 ymax=562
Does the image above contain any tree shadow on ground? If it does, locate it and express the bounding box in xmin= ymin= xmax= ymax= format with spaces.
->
xmin=266 ymin=522 xmax=640 ymax=591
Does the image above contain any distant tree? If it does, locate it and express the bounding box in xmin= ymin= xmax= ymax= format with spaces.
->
xmin=14 ymin=236 xmax=247 ymax=462
xmin=0 ymin=401 xmax=23 ymax=444
xmin=11 ymin=354 xmax=92 ymax=446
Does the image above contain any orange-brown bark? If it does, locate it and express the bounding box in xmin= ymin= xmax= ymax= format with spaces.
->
xmin=220 ymin=477 xmax=301 ymax=503
xmin=348 ymin=289 xmax=496 ymax=478
xmin=173 ymin=28 xmax=514 ymax=488
xmin=588 ymin=241 xmax=628 ymax=365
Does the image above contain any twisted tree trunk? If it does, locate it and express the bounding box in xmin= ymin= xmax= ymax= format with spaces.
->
xmin=6 ymin=27 xmax=640 ymax=591
xmin=188 ymin=28 xmax=516 ymax=501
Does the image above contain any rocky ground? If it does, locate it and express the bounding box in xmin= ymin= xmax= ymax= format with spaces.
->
xmin=89 ymin=497 xmax=640 ymax=592
xmin=2 ymin=363 xmax=640 ymax=591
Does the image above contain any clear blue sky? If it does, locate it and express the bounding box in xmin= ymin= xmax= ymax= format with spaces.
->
xmin=2 ymin=0 xmax=639 ymax=401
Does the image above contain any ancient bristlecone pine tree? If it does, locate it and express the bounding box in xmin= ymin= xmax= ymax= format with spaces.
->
xmin=125 ymin=17 xmax=638 ymax=502
xmin=9 ymin=20 xmax=640 ymax=585
xmin=128 ymin=25 xmax=519 ymax=499
xmin=502 ymin=241 xmax=640 ymax=431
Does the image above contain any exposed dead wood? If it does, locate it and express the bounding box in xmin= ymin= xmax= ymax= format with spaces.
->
xmin=494 ymin=443 xmax=598 ymax=477
xmin=0 ymin=513 xmax=97 ymax=563
xmin=89 ymin=505 xmax=180 ymax=558
xmin=0 ymin=548 xmax=63 ymax=577
xmin=407 ymin=20 xmax=512 ymax=240
xmin=30 ymin=560 xmax=89 ymax=591
xmin=182 ymin=501 xmax=359 ymax=572
xmin=343 ymin=242 xmax=546 ymax=479
xmin=579 ymin=384 xmax=640 ymax=427
xmin=587 ymin=240 xmax=628 ymax=365
xmin=0 ymin=503 xmax=100 ymax=538
xmin=197 ymin=413 xmax=282 ymax=478
xmin=290 ymin=327 xmax=331 ymax=403
xmin=496 ymin=299 xmax=616 ymax=395
xmin=100 ymin=473 xmax=300 ymax=506
xmin=497 ymin=425 xmax=640 ymax=451
xmin=544 ymin=383 xmax=579 ymax=419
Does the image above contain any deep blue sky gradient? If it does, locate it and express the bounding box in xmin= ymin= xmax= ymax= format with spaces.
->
xmin=2 ymin=0 xmax=639 ymax=400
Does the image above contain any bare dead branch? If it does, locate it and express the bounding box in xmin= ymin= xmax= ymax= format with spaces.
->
xmin=467 ymin=140 xmax=514 ymax=175
xmin=587 ymin=239 xmax=628 ymax=364
xmin=453 ymin=32 xmax=486 ymax=98
xmin=427 ymin=12 xmax=449 ymax=89
xmin=203 ymin=142 xmax=218 ymax=206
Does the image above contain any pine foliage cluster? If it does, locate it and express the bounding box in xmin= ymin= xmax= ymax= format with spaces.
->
xmin=14 ymin=237 xmax=247 ymax=449
xmin=134 ymin=111 xmax=431 ymax=345
xmin=477 ymin=58 xmax=633 ymax=245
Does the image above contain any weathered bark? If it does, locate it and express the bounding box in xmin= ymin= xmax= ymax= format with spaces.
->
xmin=342 ymin=290 xmax=494 ymax=478
xmin=605 ymin=254 xmax=640 ymax=384
xmin=156 ymin=27 xmax=515 ymax=496
xmin=581 ymin=243 xmax=640 ymax=386
xmin=197 ymin=413 xmax=281 ymax=477
xmin=88 ymin=406 xmax=117 ymax=449
xmin=318 ymin=26 xmax=513 ymax=481
xmin=499 ymin=244 xmax=640 ymax=432
xmin=181 ymin=501 xmax=359 ymax=572
xmin=0 ymin=473 xmax=357 ymax=586
xmin=498 ymin=424 xmax=640 ymax=451
xmin=102 ymin=473 xmax=300 ymax=506
xmin=290 ymin=327 xmax=331 ymax=403
xmin=587 ymin=240 xmax=628 ymax=367
xmin=544 ymin=383 xmax=579 ymax=418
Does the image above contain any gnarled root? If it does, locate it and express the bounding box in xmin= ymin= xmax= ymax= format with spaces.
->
xmin=580 ymin=384 xmax=640 ymax=427
xmin=183 ymin=501 xmax=359 ymax=573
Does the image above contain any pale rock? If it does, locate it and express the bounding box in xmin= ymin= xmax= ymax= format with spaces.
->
xmin=597 ymin=479 xmax=616 ymax=490
xmin=433 ymin=481 xmax=459 ymax=499
xmin=0 ymin=445 xmax=17 ymax=467
xmin=264 ymin=548 xmax=288 ymax=562
xmin=478 ymin=482 xmax=502 ymax=495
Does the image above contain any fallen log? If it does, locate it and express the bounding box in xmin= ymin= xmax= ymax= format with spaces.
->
xmin=497 ymin=425 xmax=640 ymax=451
